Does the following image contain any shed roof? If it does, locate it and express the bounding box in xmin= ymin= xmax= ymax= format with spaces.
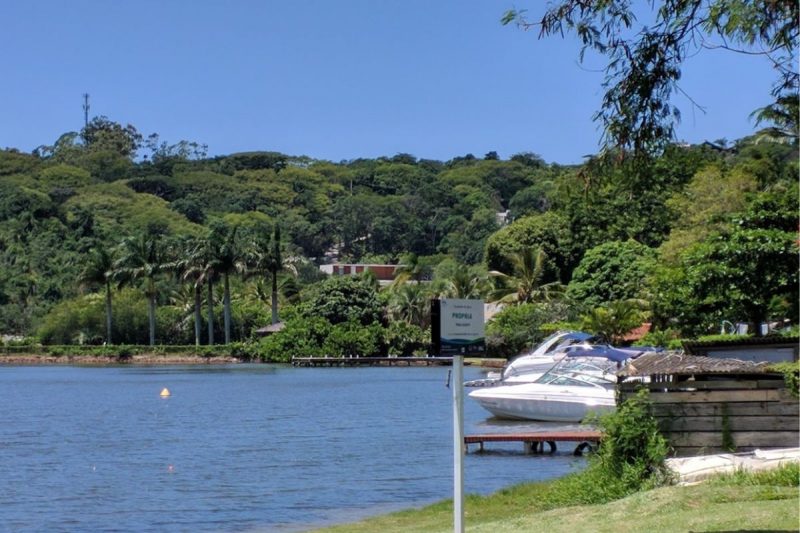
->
xmin=619 ymin=351 xmax=774 ymax=377
xmin=683 ymin=336 xmax=799 ymax=353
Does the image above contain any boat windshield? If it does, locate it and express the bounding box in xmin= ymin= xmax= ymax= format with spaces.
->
xmin=537 ymin=374 xmax=611 ymax=388
xmin=535 ymin=356 xmax=619 ymax=386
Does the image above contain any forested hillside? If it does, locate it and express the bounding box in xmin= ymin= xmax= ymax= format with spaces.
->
xmin=0 ymin=117 xmax=797 ymax=357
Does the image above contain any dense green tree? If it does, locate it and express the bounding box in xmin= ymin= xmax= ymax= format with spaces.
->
xmin=322 ymin=320 xmax=383 ymax=357
xmin=660 ymin=163 xmax=759 ymax=262
xmin=332 ymin=193 xmax=376 ymax=258
xmin=0 ymin=149 xmax=41 ymax=176
xmin=441 ymin=208 xmax=499 ymax=264
xmin=301 ymin=274 xmax=382 ymax=326
xmin=508 ymin=182 xmax=553 ymax=220
xmin=485 ymin=211 xmax=572 ymax=283
xmin=682 ymin=188 xmax=799 ymax=335
xmin=257 ymin=315 xmax=332 ymax=361
xmin=566 ymin=240 xmax=657 ymax=311
xmin=485 ymin=301 xmax=569 ymax=358
xmin=81 ymin=116 xmax=143 ymax=159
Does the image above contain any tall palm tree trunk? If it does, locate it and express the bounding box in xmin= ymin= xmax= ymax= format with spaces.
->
xmin=104 ymin=280 xmax=113 ymax=345
xmin=193 ymin=284 xmax=202 ymax=347
xmin=223 ymin=272 xmax=231 ymax=344
xmin=271 ymin=271 xmax=279 ymax=325
xmin=148 ymin=294 xmax=156 ymax=346
xmin=207 ymin=281 xmax=215 ymax=345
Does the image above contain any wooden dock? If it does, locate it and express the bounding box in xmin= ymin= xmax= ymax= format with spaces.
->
xmin=464 ymin=430 xmax=602 ymax=455
xmin=291 ymin=356 xmax=458 ymax=367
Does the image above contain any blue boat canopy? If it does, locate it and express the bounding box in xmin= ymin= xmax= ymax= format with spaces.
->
xmin=563 ymin=345 xmax=650 ymax=363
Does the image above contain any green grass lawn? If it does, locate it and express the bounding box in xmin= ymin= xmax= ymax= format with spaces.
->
xmin=312 ymin=465 xmax=800 ymax=533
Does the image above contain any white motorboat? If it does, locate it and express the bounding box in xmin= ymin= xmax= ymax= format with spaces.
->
xmin=465 ymin=330 xmax=593 ymax=387
xmin=468 ymin=345 xmax=648 ymax=422
xmin=499 ymin=330 xmax=594 ymax=383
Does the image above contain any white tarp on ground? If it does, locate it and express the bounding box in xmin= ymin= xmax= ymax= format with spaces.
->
xmin=666 ymin=448 xmax=800 ymax=484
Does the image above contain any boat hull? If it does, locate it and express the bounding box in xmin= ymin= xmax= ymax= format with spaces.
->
xmin=468 ymin=384 xmax=615 ymax=422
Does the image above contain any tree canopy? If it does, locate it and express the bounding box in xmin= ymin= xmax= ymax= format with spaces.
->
xmin=0 ymin=100 xmax=796 ymax=348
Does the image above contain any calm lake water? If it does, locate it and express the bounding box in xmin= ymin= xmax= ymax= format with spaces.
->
xmin=0 ymin=364 xmax=588 ymax=532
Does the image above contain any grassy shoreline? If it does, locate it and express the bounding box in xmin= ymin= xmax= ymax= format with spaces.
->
xmin=310 ymin=464 xmax=800 ymax=532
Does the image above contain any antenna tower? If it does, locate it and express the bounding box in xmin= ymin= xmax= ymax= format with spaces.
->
xmin=82 ymin=93 xmax=90 ymax=128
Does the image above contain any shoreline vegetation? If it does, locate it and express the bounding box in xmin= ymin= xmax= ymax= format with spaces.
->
xmin=0 ymin=345 xmax=245 ymax=365
xmin=0 ymin=353 xmax=240 ymax=365
xmin=310 ymin=464 xmax=800 ymax=533
xmin=0 ymin=348 xmax=500 ymax=367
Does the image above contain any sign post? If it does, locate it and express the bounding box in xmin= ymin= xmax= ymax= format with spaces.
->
xmin=452 ymin=350 xmax=465 ymax=533
xmin=431 ymin=298 xmax=485 ymax=533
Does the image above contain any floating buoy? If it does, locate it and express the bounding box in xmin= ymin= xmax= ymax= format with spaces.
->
xmin=160 ymin=387 xmax=171 ymax=398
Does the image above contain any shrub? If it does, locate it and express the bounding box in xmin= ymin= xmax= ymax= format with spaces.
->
xmin=383 ymin=321 xmax=429 ymax=356
xmin=322 ymin=320 xmax=383 ymax=357
xmin=567 ymin=388 xmax=672 ymax=503
xmin=257 ymin=316 xmax=332 ymax=362
xmin=300 ymin=275 xmax=383 ymax=326
xmin=635 ymin=328 xmax=682 ymax=349
xmin=485 ymin=302 xmax=568 ymax=358
xmin=767 ymin=361 xmax=800 ymax=398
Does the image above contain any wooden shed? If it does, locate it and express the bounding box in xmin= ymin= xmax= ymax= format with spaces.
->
xmin=619 ymin=352 xmax=799 ymax=456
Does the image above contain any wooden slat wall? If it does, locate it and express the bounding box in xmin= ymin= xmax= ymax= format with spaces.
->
xmin=619 ymin=379 xmax=799 ymax=456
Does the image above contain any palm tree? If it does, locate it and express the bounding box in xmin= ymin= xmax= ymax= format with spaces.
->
xmin=79 ymin=247 xmax=115 ymax=344
xmin=171 ymin=236 xmax=208 ymax=347
xmin=489 ymin=246 xmax=564 ymax=304
xmin=580 ymin=299 xmax=650 ymax=344
xmin=387 ymin=283 xmax=430 ymax=328
xmin=440 ymin=265 xmax=489 ymax=300
xmin=391 ymin=253 xmax=428 ymax=287
xmin=246 ymin=225 xmax=296 ymax=325
xmin=206 ymin=223 xmax=244 ymax=344
xmin=247 ymin=277 xmax=300 ymax=309
xmin=114 ymin=233 xmax=168 ymax=346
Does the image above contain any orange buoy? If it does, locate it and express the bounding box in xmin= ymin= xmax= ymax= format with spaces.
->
xmin=160 ymin=387 xmax=171 ymax=398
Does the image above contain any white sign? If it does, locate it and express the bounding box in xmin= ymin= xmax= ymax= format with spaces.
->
xmin=439 ymin=298 xmax=484 ymax=356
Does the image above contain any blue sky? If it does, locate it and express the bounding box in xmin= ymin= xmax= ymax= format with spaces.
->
xmin=0 ymin=1 xmax=778 ymax=164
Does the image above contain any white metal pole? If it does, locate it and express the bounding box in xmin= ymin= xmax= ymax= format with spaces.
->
xmin=453 ymin=354 xmax=465 ymax=533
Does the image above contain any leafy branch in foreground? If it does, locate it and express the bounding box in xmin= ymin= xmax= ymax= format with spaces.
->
xmin=503 ymin=1 xmax=799 ymax=154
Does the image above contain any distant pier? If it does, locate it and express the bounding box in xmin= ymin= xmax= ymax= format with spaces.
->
xmin=291 ymin=356 xmax=460 ymax=367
